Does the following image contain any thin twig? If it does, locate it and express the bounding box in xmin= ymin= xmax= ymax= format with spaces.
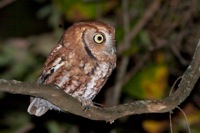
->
xmin=111 ymin=0 xmax=130 ymax=106
xmin=170 ymin=31 xmax=189 ymax=65
xmin=176 ymin=107 xmax=191 ymax=133
xmin=117 ymin=0 xmax=161 ymax=54
xmin=123 ymin=51 xmax=150 ymax=85
xmin=15 ymin=123 xmax=34 ymax=133
xmin=169 ymin=112 xmax=173 ymax=133
xmin=0 ymin=0 xmax=16 ymax=9
xmin=123 ymin=39 xmax=168 ymax=88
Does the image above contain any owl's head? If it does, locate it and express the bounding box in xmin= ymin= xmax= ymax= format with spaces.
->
xmin=63 ymin=21 xmax=116 ymax=61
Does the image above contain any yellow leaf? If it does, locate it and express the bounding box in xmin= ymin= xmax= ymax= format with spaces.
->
xmin=141 ymin=65 xmax=168 ymax=99
xmin=143 ymin=120 xmax=168 ymax=133
xmin=123 ymin=52 xmax=168 ymax=99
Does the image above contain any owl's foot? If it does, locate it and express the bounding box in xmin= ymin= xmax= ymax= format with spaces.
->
xmin=93 ymin=102 xmax=104 ymax=107
xmin=77 ymin=97 xmax=93 ymax=110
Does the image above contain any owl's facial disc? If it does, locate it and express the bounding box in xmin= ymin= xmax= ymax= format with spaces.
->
xmin=82 ymin=28 xmax=115 ymax=61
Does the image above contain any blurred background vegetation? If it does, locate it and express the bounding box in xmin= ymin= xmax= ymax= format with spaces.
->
xmin=0 ymin=0 xmax=200 ymax=132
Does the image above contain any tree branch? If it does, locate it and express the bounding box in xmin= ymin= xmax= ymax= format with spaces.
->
xmin=0 ymin=40 xmax=200 ymax=123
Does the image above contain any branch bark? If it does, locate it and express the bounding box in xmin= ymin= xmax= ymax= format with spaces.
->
xmin=0 ymin=40 xmax=200 ymax=123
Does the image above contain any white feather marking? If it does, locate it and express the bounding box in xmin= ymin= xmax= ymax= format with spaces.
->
xmin=72 ymin=80 xmax=79 ymax=86
xmin=81 ymin=62 xmax=109 ymax=99
xmin=70 ymin=85 xmax=76 ymax=90
xmin=103 ymin=31 xmax=112 ymax=46
xmin=102 ymin=31 xmax=115 ymax=56
xmin=68 ymin=52 xmax=74 ymax=59
xmin=53 ymin=61 xmax=64 ymax=72
xmin=50 ymin=45 xmax=62 ymax=56
xmin=56 ymin=72 xmax=70 ymax=87
xmin=52 ymin=57 xmax=61 ymax=66
xmin=83 ymin=76 xmax=98 ymax=97
xmin=72 ymin=91 xmax=80 ymax=97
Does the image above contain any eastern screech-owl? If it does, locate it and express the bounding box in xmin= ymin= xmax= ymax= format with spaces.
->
xmin=27 ymin=21 xmax=116 ymax=116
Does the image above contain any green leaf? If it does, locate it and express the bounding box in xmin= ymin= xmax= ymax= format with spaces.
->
xmin=52 ymin=0 xmax=117 ymax=21
xmin=123 ymin=64 xmax=168 ymax=99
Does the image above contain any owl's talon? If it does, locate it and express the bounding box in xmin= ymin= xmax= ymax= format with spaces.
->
xmin=54 ymin=84 xmax=61 ymax=90
xmin=78 ymin=97 xmax=93 ymax=110
xmin=83 ymin=105 xmax=91 ymax=111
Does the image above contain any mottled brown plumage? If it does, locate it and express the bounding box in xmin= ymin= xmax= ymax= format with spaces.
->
xmin=27 ymin=21 xmax=116 ymax=116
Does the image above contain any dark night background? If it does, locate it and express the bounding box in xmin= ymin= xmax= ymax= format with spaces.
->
xmin=0 ymin=0 xmax=200 ymax=132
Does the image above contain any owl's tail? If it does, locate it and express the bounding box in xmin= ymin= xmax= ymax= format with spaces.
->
xmin=27 ymin=97 xmax=50 ymax=116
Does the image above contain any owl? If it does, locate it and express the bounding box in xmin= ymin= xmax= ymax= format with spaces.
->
xmin=27 ymin=21 xmax=116 ymax=116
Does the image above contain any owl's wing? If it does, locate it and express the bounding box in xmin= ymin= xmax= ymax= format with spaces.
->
xmin=36 ymin=69 xmax=53 ymax=84
xmin=37 ymin=42 xmax=67 ymax=84
xmin=28 ymin=42 xmax=66 ymax=116
xmin=27 ymin=98 xmax=50 ymax=116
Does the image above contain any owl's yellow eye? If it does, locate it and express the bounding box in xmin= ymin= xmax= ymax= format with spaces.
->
xmin=93 ymin=34 xmax=104 ymax=44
